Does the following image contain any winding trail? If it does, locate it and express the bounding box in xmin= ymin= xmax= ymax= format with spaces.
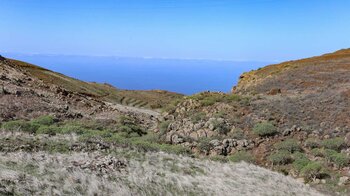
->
xmin=106 ymin=102 xmax=160 ymax=117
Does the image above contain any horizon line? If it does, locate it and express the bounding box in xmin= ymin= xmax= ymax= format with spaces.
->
xmin=0 ymin=51 xmax=281 ymax=63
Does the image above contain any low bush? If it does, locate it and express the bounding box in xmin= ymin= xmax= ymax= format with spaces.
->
xmin=321 ymin=137 xmax=345 ymax=151
xmin=324 ymin=149 xmax=349 ymax=167
xmin=228 ymin=128 xmax=246 ymax=140
xmin=159 ymin=121 xmax=171 ymax=135
xmin=304 ymin=138 xmax=320 ymax=149
xmin=162 ymin=99 xmax=182 ymax=113
xmin=213 ymin=111 xmax=226 ymax=119
xmin=311 ymin=148 xmax=325 ymax=157
xmin=301 ymin=162 xmax=327 ymax=181
xmin=330 ymin=153 xmax=350 ymax=167
xmin=292 ymin=152 xmax=311 ymax=172
xmin=212 ymin=119 xmax=230 ymax=135
xmin=253 ymin=122 xmax=277 ymax=137
xmin=191 ymin=112 xmax=206 ymax=123
xmin=45 ymin=141 xmax=70 ymax=153
xmin=197 ymin=137 xmax=213 ymax=154
xmin=188 ymin=92 xmax=243 ymax=106
xmin=2 ymin=120 xmax=39 ymax=133
xmin=274 ymin=139 xmax=301 ymax=153
xmin=118 ymin=115 xmax=146 ymax=137
xmin=228 ymin=151 xmax=255 ymax=163
xmin=268 ymin=150 xmax=292 ymax=165
xmin=31 ymin=115 xmax=55 ymax=126
xmin=61 ymin=124 xmax=87 ymax=135
xmin=36 ymin=126 xmax=62 ymax=135
xmin=210 ymin=155 xmax=228 ymax=163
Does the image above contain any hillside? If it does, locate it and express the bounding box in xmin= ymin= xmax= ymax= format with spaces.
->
xmin=3 ymin=50 xmax=349 ymax=195
xmin=159 ymin=49 xmax=350 ymax=195
xmin=234 ymin=48 xmax=350 ymax=95
xmin=8 ymin=58 xmax=183 ymax=109
xmin=0 ymin=54 xmax=323 ymax=195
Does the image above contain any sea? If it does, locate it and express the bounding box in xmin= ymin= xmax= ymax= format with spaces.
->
xmin=4 ymin=53 xmax=273 ymax=95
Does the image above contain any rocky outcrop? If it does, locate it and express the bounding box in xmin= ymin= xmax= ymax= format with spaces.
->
xmin=209 ymin=138 xmax=254 ymax=156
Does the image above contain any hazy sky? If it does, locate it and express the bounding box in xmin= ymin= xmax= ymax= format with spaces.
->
xmin=1 ymin=0 xmax=350 ymax=61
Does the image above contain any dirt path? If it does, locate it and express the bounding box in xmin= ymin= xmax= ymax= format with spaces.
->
xmin=106 ymin=102 xmax=160 ymax=117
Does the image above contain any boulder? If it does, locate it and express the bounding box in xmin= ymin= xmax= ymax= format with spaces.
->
xmin=171 ymin=134 xmax=184 ymax=144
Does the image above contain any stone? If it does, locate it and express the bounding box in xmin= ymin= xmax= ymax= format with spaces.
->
xmin=210 ymin=139 xmax=221 ymax=147
xmin=296 ymin=178 xmax=305 ymax=184
xmin=282 ymin=129 xmax=291 ymax=136
xmin=313 ymin=179 xmax=320 ymax=184
xmin=338 ymin=176 xmax=349 ymax=186
xmin=171 ymin=134 xmax=184 ymax=144
xmin=345 ymin=132 xmax=350 ymax=146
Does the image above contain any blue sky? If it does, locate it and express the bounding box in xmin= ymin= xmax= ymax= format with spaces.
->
xmin=1 ymin=0 xmax=350 ymax=61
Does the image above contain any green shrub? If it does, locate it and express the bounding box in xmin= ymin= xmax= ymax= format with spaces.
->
xmin=45 ymin=141 xmax=70 ymax=153
xmin=188 ymin=92 xmax=243 ymax=106
xmin=159 ymin=121 xmax=171 ymax=135
xmin=118 ymin=115 xmax=146 ymax=137
xmin=301 ymin=162 xmax=327 ymax=181
xmin=2 ymin=120 xmax=39 ymax=133
xmin=228 ymin=151 xmax=255 ymax=163
xmin=324 ymin=149 xmax=338 ymax=161
xmin=324 ymin=149 xmax=349 ymax=167
xmin=292 ymin=152 xmax=311 ymax=172
xmin=304 ymin=138 xmax=320 ymax=149
xmin=36 ymin=126 xmax=62 ymax=135
xmin=228 ymin=128 xmax=245 ymax=140
xmin=268 ymin=150 xmax=292 ymax=165
xmin=311 ymin=148 xmax=325 ymax=157
xmin=197 ymin=137 xmax=213 ymax=154
xmin=141 ymin=132 xmax=162 ymax=143
xmin=212 ymin=119 xmax=230 ymax=135
xmin=31 ymin=115 xmax=55 ymax=126
xmin=191 ymin=112 xmax=206 ymax=123
xmin=321 ymin=137 xmax=345 ymax=151
xmin=78 ymin=129 xmax=114 ymax=141
xmin=274 ymin=139 xmax=301 ymax=153
xmin=210 ymin=155 xmax=228 ymax=163
xmin=162 ymin=99 xmax=182 ymax=113
xmin=213 ymin=111 xmax=226 ymax=118
xmin=253 ymin=122 xmax=277 ymax=137
xmin=330 ymin=153 xmax=349 ymax=167
xmin=61 ymin=124 xmax=87 ymax=135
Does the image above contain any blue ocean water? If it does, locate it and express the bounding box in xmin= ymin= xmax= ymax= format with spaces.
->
xmin=5 ymin=54 xmax=272 ymax=95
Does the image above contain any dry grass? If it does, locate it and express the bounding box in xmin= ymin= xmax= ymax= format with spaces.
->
xmin=0 ymin=128 xmax=322 ymax=196
xmin=0 ymin=148 xmax=322 ymax=195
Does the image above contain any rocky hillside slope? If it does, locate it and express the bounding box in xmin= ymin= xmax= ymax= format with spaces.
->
xmin=159 ymin=49 xmax=350 ymax=195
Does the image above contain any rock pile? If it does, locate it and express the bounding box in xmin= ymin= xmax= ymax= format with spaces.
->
xmin=72 ymin=155 xmax=127 ymax=174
